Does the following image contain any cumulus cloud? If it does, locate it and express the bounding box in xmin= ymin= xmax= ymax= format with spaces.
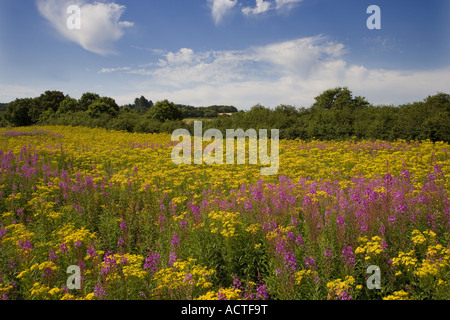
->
xmin=36 ymin=0 xmax=133 ymax=55
xmin=208 ymin=0 xmax=237 ymax=25
xmin=102 ymin=35 xmax=450 ymax=108
xmin=126 ymin=36 xmax=347 ymax=86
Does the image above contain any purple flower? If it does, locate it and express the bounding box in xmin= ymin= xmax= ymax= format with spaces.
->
xmin=305 ymin=256 xmax=316 ymax=269
xmin=120 ymin=221 xmax=127 ymax=231
xmin=171 ymin=234 xmax=180 ymax=248
xmin=87 ymin=245 xmax=97 ymax=257
xmin=59 ymin=243 xmax=68 ymax=254
xmin=144 ymin=251 xmax=161 ymax=274
xmin=324 ymin=249 xmax=333 ymax=261
xmin=100 ymin=266 xmax=111 ymax=276
xmin=218 ymin=291 xmax=227 ymax=300
xmin=168 ymin=251 xmax=177 ymax=266
xmin=295 ymin=235 xmax=304 ymax=246
xmin=244 ymin=200 xmax=253 ymax=211
xmin=18 ymin=239 xmax=33 ymax=252
xmin=74 ymin=241 xmax=82 ymax=248
xmin=284 ymin=251 xmax=297 ymax=271
xmin=43 ymin=267 xmax=55 ymax=279
xmin=337 ymin=291 xmax=352 ymax=300
xmin=117 ymin=237 xmax=124 ymax=247
xmin=256 ymin=284 xmax=269 ymax=300
xmin=232 ymin=276 xmax=242 ymax=291
xmin=48 ymin=249 xmax=58 ymax=261
xmin=189 ymin=203 xmax=200 ymax=215
xmin=103 ymin=252 xmax=117 ymax=270
xmin=179 ymin=219 xmax=188 ymax=229
xmin=401 ymin=169 xmax=410 ymax=181
xmin=183 ymin=273 xmax=193 ymax=283
xmin=341 ymin=246 xmax=355 ymax=267
xmin=286 ymin=231 xmax=295 ymax=242
xmin=94 ymin=284 xmax=106 ymax=297
xmin=388 ymin=216 xmax=396 ymax=225
xmin=336 ymin=214 xmax=346 ymax=227
xmin=0 ymin=227 xmax=7 ymax=239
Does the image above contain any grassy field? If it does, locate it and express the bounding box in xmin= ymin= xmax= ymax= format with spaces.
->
xmin=0 ymin=126 xmax=449 ymax=300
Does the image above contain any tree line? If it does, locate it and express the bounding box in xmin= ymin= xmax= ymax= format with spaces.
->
xmin=0 ymin=87 xmax=448 ymax=142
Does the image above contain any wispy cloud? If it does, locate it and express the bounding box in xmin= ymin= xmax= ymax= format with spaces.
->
xmin=274 ymin=0 xmax=303 ymax=10
xmin=208 ymin=0 xmax=237 ymax=25
xmin=36 ymin=0 xmax=133 ymax=55
xmin=99 ymin=66 xmax=131 ymax=73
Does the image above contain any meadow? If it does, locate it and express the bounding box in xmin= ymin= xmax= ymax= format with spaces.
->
xmin=0 ymin=125 xmax=449 ymax=300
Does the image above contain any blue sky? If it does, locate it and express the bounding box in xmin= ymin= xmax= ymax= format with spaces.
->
xmin=0 ymin=0 xmax=449 ymax=109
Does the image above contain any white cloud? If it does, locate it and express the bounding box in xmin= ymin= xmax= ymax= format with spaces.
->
xmin=36 ymin=0 xmax=133 ymax=55
xmin=99 ymin=66 xmax=131 ymax=73
xmin=235 ymin=0 xmax=303 ymax=17
xmin=242 ymin=0 xmax=272 ymax=15
xmin=135 ymin=36 xmax=348 ymax=85
xmin=99 ymin=36 xmax=450 ymax=109
xmin=114 ymin=66 xmax=450 ymax=109
xmin=110 ymin=36 xmax=444 ymax=108
xmin=274 ymin=0 xmax=303 ymax=10
xmin=208 ymin=0 xmax=237 ymax=25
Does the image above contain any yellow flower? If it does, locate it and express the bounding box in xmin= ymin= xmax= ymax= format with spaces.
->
xmin=326 ymin=276 xmax=355 ymax=300
xmin=245 ymin=224 xmax=260 ymax=235
xmin=195 ymin=287 xmax=241 ymax=300
xmin=60 ymin=293 xmax=75 ymax=300
xmin=295 ymin=269 xmax=318 ymax=285
xmin=383 ymin=290 xmax=410 ymax=300
xmin=152 ymin=258 xmax=215 ymax=299
xmin=48 ymin=287 xmax=60 ymax=296
xmin=84 ymin=293 xmax=95 ymax=300
xmin=392 ymin=250 xmax=417 ymax=273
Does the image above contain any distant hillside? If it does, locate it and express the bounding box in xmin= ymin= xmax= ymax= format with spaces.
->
xmin=179 ymin=105 xmax=238 ymax=118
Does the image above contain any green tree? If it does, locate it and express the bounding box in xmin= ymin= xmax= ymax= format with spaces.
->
xmin=98 ymin=97 xmax=119 ymax=114
xmin=38 ymin=91 xmax=65 ymax=112
xmin=312 ymin=87 xmax=369 ymax=111
xmin=79 ymin=92 xmax=101 ymax=111
xmin=24 ymin=91 xmax=65 ymax=123
xmin=146 ymin=100 xmax=183 ymax=122
xmin=108 ymin=109 xmax=141 ymax=132
xmin=134 ymin=96 xmax=153 ymax=114
xmin=87 ymin=101 xmax=117 ymax=118
xmin=6 ymin=98 xmax=35 ymax=126
xmin=58 ymin=96 xmax=80 ymax=113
